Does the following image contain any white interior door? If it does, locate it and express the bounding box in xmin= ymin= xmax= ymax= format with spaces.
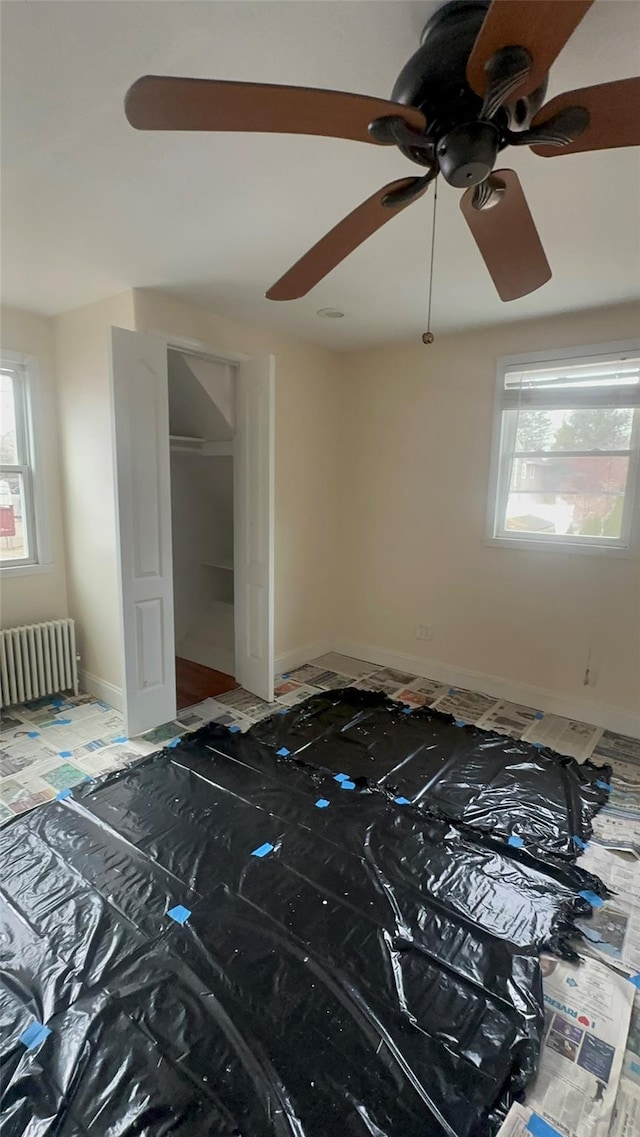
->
xmin=110 ymin=327 xmax=176 ymax=736
xmin=234 ymin=354 xmax=275 ymax=702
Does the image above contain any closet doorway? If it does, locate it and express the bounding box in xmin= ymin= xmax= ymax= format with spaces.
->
xmin=169 ymin=348 xmax=237 ymax=693
xmin=110 ymin=328 xmax=274 ymax=737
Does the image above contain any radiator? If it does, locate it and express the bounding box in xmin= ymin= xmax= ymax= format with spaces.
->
xmin=0 ymin=619 xmax=79 ymax=707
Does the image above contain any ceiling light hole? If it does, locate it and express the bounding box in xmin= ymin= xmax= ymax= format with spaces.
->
xmin=316 ymin=308 xmax=345 ymax=319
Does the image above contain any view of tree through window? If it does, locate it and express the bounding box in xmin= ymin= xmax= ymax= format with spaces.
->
xmin=553 ymin=408 xmax=632 ymax=451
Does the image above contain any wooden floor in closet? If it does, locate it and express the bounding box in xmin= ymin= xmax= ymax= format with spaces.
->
xmin=176 ymin=656 xmax=238 ymax=710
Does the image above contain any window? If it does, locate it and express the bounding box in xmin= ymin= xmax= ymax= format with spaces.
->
xmin=0 ymin=356 xmax=39 ymax=568
xmin=488 ymin=343 xmax=640 ymax=552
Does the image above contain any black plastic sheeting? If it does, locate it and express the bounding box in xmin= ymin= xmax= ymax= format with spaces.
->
xmin=251 ymin=687 xmax=612 ymax=859
xmin=0 ymin=703 xmax=610 ymax=1137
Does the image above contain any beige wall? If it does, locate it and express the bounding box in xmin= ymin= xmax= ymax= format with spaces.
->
xmin=22 ymin=285 xmax=338 ymax=697
xmin=55 ymin=292 xmax=136 ymax=694
xmin=338 ymin=302 xmax=640 ymax=717
xmin=9 ymin=285 xmax=636 ymax=725
xmin=134 ymin=290 xmax=341 ymax=661
xmin=0 ymin=306 xmax=68 ymax=626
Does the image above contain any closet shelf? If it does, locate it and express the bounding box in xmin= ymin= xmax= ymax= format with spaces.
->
xmin=170 ymin=435 xmax=234 ymax=457
xmin=202 ymin=561 xmax=233 ymax=572
xmin=202 ymin=441 xmax=234 ymax=457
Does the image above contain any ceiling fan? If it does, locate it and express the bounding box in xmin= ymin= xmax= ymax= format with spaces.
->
xmin=125 ymin=0 xmax=640 ymax=304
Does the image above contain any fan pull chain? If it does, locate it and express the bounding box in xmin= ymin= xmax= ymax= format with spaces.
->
xmin=422 ymin=177 xmax=439 ymax=345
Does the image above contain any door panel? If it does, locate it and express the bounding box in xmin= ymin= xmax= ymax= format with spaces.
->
xmin=234 ymin=354 xmax=275 ymax=702
xmin=111 ymin=327 xmax=176 ymax=735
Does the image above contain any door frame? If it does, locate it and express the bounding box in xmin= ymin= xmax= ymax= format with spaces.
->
xmin=159 ymin=331 xmax=251 ymax=366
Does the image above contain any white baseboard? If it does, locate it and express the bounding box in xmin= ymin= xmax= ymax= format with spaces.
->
xmin=80 ymin=644 xmax=639 ymax=738
xmin=275 ymin=640 xmax=334 ymax=676
xmin=332 ymin=640 xmax=640 ymax=739
xmin=79 ymin=670 xmax=124 ymax=712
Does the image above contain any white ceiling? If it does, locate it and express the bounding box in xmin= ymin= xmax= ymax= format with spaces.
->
xmin=1 ymin=0 xmax=639 ymax=349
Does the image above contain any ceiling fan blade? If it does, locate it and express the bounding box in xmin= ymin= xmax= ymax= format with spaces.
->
xmin=266 ymin=176 xmax=431 ymax=301
xmin=530 ymin=77 xmax=640 ymax=157
xmin=460 ymin=168 xmax=551 ymax=301
xmin=466 ymin=1 xmax=594 ymax=99
xmin=125 ymin=76 xmax=426 ymax=145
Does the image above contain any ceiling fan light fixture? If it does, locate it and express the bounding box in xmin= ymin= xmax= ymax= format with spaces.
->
xmin=436 ymin=120 xmax=499 ymax=187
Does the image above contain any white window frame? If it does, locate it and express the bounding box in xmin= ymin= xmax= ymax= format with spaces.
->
xmin=486 ymin=339 xmax=640 ymax=556
xmin=0 ymin=350 xmax=52 ymax=576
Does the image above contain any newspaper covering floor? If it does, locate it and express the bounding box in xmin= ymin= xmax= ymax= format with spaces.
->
xmin=1 ymin=652 xmax=639 ymax=1137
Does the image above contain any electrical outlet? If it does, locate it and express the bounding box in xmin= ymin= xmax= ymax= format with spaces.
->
xmin=415 ymin=624 xmax=432 ymax=641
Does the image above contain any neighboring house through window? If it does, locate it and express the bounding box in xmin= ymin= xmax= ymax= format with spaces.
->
xmin=487 ymin=342 xmax=640 ymax=552
xmin=0 ymin=353 xmax=44 ymax=570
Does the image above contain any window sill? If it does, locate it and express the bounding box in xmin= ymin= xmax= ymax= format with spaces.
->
xmin=484 ymin=536 xmax=638 ymax=557
xmin=0 ymin=561 xmax=55 ymax=579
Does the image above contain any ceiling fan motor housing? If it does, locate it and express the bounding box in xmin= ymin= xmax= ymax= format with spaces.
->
xmin=391 ymin=0 xmax=546 ymax=187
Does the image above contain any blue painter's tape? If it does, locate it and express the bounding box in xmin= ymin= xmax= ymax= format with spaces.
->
xmin=402 ymin=706 xmax=412 ymax=714
xmin=579 ymin=889 xmax=604 ymax=908
xmin=59 ymin=750 xmax=73 ymax=758
xmin=251 ymin=842 xmax=275 ymax=858
xmin=526 ymin=1112 xmax=563 ymax=1137
xmin=535 ymin=711 xmax=544 ymax=720
xmin=27 ymin=731 xmax=39 ymax=738
xmin=454 ymin=719 xmax=467 ymax=728
xmin=229 ymin=725 xmax=241 ymax=733
xmin=340 ymin=780 xmax=356 ymax=790
xmin=533 ymin=742 xmax=544 ymax=751
xmin=448 ymin=687 xmax=457 ymax=696
xmin=167 ymin=737 xmax=181 ymax=749
xmin=572 ymin=835 xmax=588 ymax=850
xmin=281 ymin=672 xmax=290 ymax=679
xmin=51 ymin=697 xmax=64 ymax=707
xmin=628 ymin=974 xmax=640 ymax=989
xmin=82 ymin=775 xmax=93 ymax=782
xmin=334 ymin=773 xmax=349 ymax=783
xmin=19 ymin=1021 xmax=51 ymax=1050
xmin=167 ymin=904 xmax=191 ymax=925
xmin=595 ymin=779 xmax=611 ymax=792
xmin=395 ymin=796 xmax=411 ymax=805
xmin=56 ymin=788 xmax=72 ymax=801
xmin=315 ymin=798 xmax=330 ymax=809
xmin=112 ymin=735 xmax=128 ymax=744
xmin=508 ymin=835 xmax=524 ymax=848
xmin=277 ymin=747 xmax=290 ymax=757
xmin=54 ymin=718 xmax=72 ymax=725
xmin=277 ymin=708 xmax=290 ymax=715
xmin=580 ymin=925 xmax=602 ymax=943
